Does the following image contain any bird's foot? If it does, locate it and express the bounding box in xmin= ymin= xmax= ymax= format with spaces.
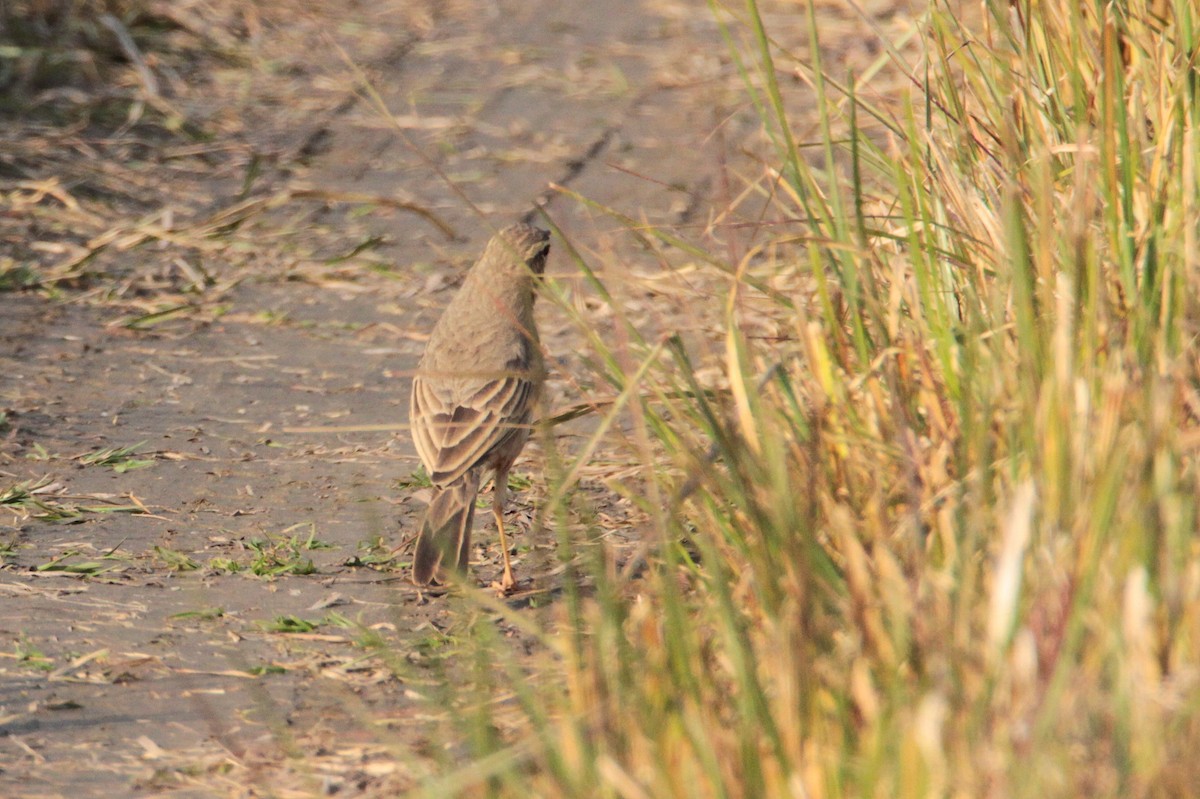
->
xmin=491 ymin=569 xmax=519 ymax=596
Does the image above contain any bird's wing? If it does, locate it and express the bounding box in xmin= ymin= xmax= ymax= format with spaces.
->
xmin=411 ymin=367 xmax=532 ymax=487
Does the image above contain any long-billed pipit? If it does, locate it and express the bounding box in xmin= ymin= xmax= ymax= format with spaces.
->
xmin=409 ymin=222 xmax=549 ymax=591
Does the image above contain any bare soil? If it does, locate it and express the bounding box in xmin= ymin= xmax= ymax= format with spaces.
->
xmin=0 ymin=1 xmax=914 ymax=794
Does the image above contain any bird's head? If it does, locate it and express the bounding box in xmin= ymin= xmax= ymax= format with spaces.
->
xmin=488 ymin=223 xmax=551 ymax=277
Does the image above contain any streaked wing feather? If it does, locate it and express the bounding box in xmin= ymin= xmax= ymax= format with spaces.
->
xmin=465 ymin=378 xmax=509 ymax=408
xmin=499 ymin=378 xmax=530 ymax=421
xmin=410 ymin=378 xmax=441 ymax=470
xmin=442 ymin=405 xmax=485 ymax=450
xmin=412 ymin=374 xmax=532 ymax=486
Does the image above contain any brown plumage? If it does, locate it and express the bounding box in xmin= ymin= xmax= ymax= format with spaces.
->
xmin=409 ymin=223 xmax=549 ymax=590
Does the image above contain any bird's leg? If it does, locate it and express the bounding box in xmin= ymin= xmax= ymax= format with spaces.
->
xmin=492 ymin=468 xmax=517 ymax=592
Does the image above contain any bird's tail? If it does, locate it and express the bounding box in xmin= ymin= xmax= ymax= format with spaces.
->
xmin=411 ymin=473 xmax=480 ymax=586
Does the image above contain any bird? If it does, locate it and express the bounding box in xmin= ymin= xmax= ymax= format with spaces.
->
xmin=409 ymin=222 xmax=550 ymax=591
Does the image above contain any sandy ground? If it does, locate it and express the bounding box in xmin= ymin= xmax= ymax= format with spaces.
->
xmin=0 ymin=0 xmax=916 ymax=794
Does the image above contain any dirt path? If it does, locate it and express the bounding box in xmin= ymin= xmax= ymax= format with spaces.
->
xmin=0 ymin=1 xmax=910 ymax=794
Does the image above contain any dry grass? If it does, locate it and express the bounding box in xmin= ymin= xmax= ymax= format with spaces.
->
xmin=4 ymin=0 xmax=1198 ymax=795
xmin=414 ymin=1 xmax=1200 ymax=797
xmin=1 ymin=0 xmax=450 ymax=335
